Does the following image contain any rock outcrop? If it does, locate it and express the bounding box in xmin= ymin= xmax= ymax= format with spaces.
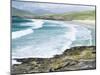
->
xmin=11 ymin=46 xmax=96 ymax=74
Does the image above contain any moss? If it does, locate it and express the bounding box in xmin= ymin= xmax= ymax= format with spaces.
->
xmin=80 ymin=50 xmax=95 ymax=59
xmin=50 ymin=59 xmax=64 ymax=71
xmin=68 ymin=50 xmax=81 ymax=55
xmin=67 ymin=49 xmax=96 ymax=60
xmin=43 ymin=10 xmax=95 ymax=20
xmin=12 ymin=46 xmax=96 ymax=74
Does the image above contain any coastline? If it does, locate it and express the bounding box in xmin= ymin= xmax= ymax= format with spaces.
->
xmin=72 ymin=20 xmax=95 ymax=25
xmin=12 ymin=46 xmax=96 ymax=74
xmin=11 ymin=3 xmax=96 ymax=74
xmin=12 ymin=19 xmax=95 ymax=59
xmin=11 ymin=19 xmax=96 ymax=74
xmin=63 ymin=20 xmax=95 ymax=29
xmin=29 ymin=18 xmax=95 ymax=28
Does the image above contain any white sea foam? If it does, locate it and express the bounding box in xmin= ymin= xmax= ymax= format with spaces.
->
xmin=12 ymin=60 xmax=22 ymax=65
xmin=12 ymin=22 xmax=78 ymax=59
xmin=45 ymin=20 xmax=64 ymax=24
xmin=20 ymin=22 xmax=35 ymax=26
xmin=20 ymin=19 xmax=44 ymax=29
xmin=12 ymin=20 xmax=93 ymax=60
xmin=75 ymin=26 xmax=92 ymax=46
xmin=61 ymin=24 xmax=77 ymax=50
xmin=12 ymin=19 xmax=44 ymax=39
xmin=32 ymin=20 xmax=44 ymax=29
xmin=12 ymin=29 xmax=33 ymax=39
xmin=51 ymin=23 xmax=92 ymax=51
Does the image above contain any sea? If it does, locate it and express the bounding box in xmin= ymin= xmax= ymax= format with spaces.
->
xmin=12 ymin=16 xmax=95 ymax=64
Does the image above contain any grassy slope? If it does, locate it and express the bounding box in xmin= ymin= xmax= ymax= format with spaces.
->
xmin=12 ymin=7 xmax=95 ymax=20
xmin=42 ymin=10 xmax=95 ymax=20
xmin=12 ymin=7 xmax=35 ymax=18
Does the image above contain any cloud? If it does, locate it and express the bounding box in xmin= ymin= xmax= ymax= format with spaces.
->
xmin=12 ymin=1 xmax=95 ymax=14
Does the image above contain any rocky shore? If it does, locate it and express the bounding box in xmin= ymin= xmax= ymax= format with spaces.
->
xmin=11 ymin=46 xmax=96 ymax=74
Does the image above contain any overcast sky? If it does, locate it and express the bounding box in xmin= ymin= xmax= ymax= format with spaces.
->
xmin=12 ymin=1 xmax=95 ymax=14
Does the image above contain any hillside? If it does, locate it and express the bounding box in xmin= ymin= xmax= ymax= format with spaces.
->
xmin=12 ymin=7 xmax=35 ymax=18
xmin=12 ymin=7 xmax=95 ymax=21
xmin=37 ymin=10 xmax=95 ymax=20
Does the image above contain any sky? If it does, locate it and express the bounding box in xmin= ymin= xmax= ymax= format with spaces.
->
xmin=12 ymin=1 xmax=95 ymax=14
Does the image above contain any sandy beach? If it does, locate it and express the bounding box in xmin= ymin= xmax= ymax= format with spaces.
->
xmin=72 ymin=20 xmax=95 ymax=25
xmin=62 ymin=20 xmax=95 ymax=30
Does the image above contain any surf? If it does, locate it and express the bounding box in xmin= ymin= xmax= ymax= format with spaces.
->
xmin=12 ymin=19 xmax=44 ymax=39
xmin=61 ymin=24 xmax=77 ymax=51
xmin=12 ymin=19 xmax=93 ymax=59
xmin=12 ymin=29 xmax=33 ymax=39
xmin=20 ymin=19 xmax=44 ymax=29
xmin=31 ymin=20 xmax=44 ymax=29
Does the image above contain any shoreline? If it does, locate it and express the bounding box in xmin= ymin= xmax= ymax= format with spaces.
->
xmin=29 ymin=18 xmax=95 ymax=28
xmin=64 ymin=20 xmax=95 ymax=29
xmin=12 ymin=19 xmax=96 ymax=63
xmin=72 ymin=20 xmax=95 ymax=25
xmin=11 ymin=19 xmax=96 ymax=74
xmin=12 ymin=46 xmax=96 ymax=74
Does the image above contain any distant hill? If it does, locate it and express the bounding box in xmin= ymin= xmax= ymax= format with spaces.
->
xmin=41 ymin=10 xmax=95 ymax=20
xmin=12 ymin=7 xmax=35 ymax=18
xmin=12 ymin=6 xmax=53 ymax=16
xmin=31 ymin=10 xmax=95 ymax=20
xmin=12 ymin=7 xmax=95 ymax=20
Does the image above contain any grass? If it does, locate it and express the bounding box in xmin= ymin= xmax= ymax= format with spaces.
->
xmin=67 ymin=49 xmax=96 ymax=60
xmin=49 ymin=47 xmax=96 ymax=70
xmin=43 ymin=10 xmax=95 ymax=20
xmin=12 ymin=7 xmax=95 ymax=20
xmin=50 ymin=59 xmax=65 ymax=71
xmin=12 ymin=7 xmax=35 ymax=17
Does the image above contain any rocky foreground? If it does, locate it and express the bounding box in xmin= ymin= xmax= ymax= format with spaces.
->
xmin=12 ymin=46 xmax=96 ymax=74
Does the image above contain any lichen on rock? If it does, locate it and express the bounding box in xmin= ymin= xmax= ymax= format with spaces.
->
xmin=12 ymin=46 xmax=96 ymax=74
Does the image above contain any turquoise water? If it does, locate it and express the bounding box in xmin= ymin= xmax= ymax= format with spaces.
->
xmin=12 ymin=16 xmax=95 ymax=59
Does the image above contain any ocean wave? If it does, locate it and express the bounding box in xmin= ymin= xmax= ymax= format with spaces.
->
xmin=12 ymin=60 xmax=22 ymax=65
xmin=20 ymin=20 xmax=44 ymax=29
xmin=12 ymin=19 xmax=45 ymax=39
xmin=12 ymin=29 xmax=33 ymax=39
xmin=58 ymin=23 xmax=92 ymax=51
xmin=75 ymin=26 xmax=92 ymax=46
xmin=61 ymin=24 xmax=77 ymax=50
xmin=12 ymin=23 xmax=78 ymax=58
xmin=31 ymin=20 xmax=44 ymax=29
xmin=12 ymin=20 xmax=93 ymax=59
